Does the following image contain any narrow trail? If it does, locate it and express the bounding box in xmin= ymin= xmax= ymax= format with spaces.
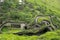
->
xmin=14 ymin=27 xmax=50 ymax=36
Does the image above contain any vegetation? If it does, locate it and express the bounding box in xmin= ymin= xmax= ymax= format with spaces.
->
xmin=0 ymin=0 xmax=60 ymax=40
xmin=0 ymin=30 xmax=60 ymax=40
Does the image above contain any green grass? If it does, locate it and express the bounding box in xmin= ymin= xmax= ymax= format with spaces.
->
xmin=0 ymin=30 xmax=60 ymax=40
xmin=37 ymin=16 xmax=50 ymax=23
xmin=0 ymin=0 xmax=60 ymax=40
xmin=2 ymin=27 xmax=22 ymax=33
xmin=27 ymin=0 xmax=60 ymax=16
xmin=2 ymin=29 xmax=21 ymax=33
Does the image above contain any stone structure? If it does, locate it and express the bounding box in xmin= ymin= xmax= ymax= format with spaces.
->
xmin=0 ymin=0 xmax=4 ymax=2
xmin=19 ymin=0 xmax=25 ymax=4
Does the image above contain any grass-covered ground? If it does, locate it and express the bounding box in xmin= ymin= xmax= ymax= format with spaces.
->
xmin=0 ymin=30 xmax=60 ymax=40
xmin=0 ymin=0 xmax=60 ymax=40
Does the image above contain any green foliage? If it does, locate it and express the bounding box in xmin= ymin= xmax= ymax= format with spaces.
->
xmin=37 ymin=16 xmax=50 ymax=23
xmin=0 ymin=0 xmax=60 ymax=24
xmin=0 ymin=30 xmax=60 ymax=40
xmin=0 ymin=0 xmax=60 ymax=40
xmin=39 ymin=30 xmax=60 ymax=40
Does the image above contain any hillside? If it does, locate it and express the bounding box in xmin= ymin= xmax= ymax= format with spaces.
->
xmin=0 ymin=0 xmax=60 ymax=40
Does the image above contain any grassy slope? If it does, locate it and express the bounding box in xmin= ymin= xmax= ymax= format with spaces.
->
xmin=26 ymin=0 xmax=60 ymax=27
xmin=46 ymin=0 xmax=60 ymax=16
xmin=0 ymin=0 xmax=60 ymax=40
xmin=0 ymin=30 xmax=60 ymax=40
xmin=27 ymin=0 xmax=60 ymax=16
